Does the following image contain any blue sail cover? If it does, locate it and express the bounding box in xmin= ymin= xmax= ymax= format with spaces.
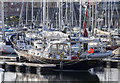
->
xmin=1 ymin=29 xmax=13 ymax=32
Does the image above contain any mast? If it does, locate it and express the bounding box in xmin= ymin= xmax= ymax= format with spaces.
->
xmin=79 ymin=0 xmax=82 ymax=36
xmin=19 ymin=1 xmax=24 ymax=27
xmin=59 ymin=1 xmax=61 ymax=31
xmin=56 ymin=2 xmax=58 ymax=30
xmin=60 ymin=0 xmax=63 ymax=30
xmin=83 ymin=0 xmax=89 ymax=51
xmin=89 ymin=3 xmax=91 ymax=27
xmin=111 ymin=0 xmax=113 ymax=26
xmin=94 ymin=0 xmax=97 ymax=30
xmin=79 ymin=0 xmax=82 ymax=55
xmin=89 ymin=2 xmax=92 ymax=36
xmin=56 ymin=11 xmax=58 ymax=29
xmin=108 ymin=1 xmax=110 ymax=32
xmin=69 ymin=0 xmax=71 ymax=28
xmin=105 ymin=2 xmax=107 ymax=29
xmin=83 ymin=0 xmax=89 ymax=37
xmin=61 ymin=0 xmax=63 ymax=30
xmin=73 ymin=3 xmax=77 ymax=26
xmin=65 ymin=0 xmax=68 ymax=24
xmin=43 ymin=0 xmax=46 ymax=28
xmin=32 ymin=0 xmax=33 ymax=24
xmin=26 ymin=2 xmax=28 ymax=25
xmin=71 ymin=2 xmax=73 ymax=27
xmin=70 ymin=1 xmax=73 ymax=27
xmin=40 ymin=1 xmax=42 ymax=24
xmin=92 ymin=1 xmax=94 ymax=36
xmin=47 ymin=0 xmax=49 ymax=25
xmin=114 ymin=0 xmax=119 ymax=34
xmin=1 ymin=0 xmax=5 ymax=41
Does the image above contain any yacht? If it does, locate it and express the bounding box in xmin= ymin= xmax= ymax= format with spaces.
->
xmin=12 ymin=34 xmax=113 ymax=70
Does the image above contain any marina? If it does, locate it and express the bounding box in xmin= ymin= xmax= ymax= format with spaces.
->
xmin=0 ymin=54 xmax=120 ymax=82
xmin=0 ymin=0 xmax=120 ymax=82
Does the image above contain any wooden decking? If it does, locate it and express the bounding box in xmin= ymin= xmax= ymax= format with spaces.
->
xmin=0 ymin=61 xmax=56 ymax=67
xmin=0 ymin=56 xmax=16 ymax=59
xmin=103 ymin=58 xmax=120 ymax=62
xmin=0 ymin=61 xmax=56 ymax=73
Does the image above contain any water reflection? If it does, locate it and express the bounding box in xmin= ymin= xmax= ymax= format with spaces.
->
xmin=0 ymin=71 xmax=99 ymax=82
xmin=96 ymin=68 xmax=120 ymax=82
xmin=1 ymin=67 xmax=120 ymax=82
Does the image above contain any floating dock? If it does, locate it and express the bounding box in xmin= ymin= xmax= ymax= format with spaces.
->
xmin=0 ymin=56 xmax=16 ymax=59
xmin=0 ymin=55 xmax=120 ymax=73
xmin=103 ymin=58 xmax=120 ymax=68
xmin=0 ymin=61 xmax=56 ymax=74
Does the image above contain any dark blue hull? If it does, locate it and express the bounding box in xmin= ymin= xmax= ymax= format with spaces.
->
xmin=55 ymin=60 xmax=101 ymax=70
xmin=15 ymin=50 xmax=101 ymax=70
xmin=25 ymin=56 xmax=101 ymax=70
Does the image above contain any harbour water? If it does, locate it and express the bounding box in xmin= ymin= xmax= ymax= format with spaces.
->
xmin=0 ymin=67 xmax=120 ymax=82
xmin=0 ymin=55 xmax=120 ymax=82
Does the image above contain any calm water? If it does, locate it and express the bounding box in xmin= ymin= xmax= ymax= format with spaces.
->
xmin=0 ymin=54 xmax=120 ymax=82
xmin=0 ymin=67 xmax=120 ymax=82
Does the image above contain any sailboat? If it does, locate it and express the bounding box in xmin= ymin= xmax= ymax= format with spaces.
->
xmin=0 ymin=0 xmax=15 ymax=54
xmin=12 ymin=35 xmax=113 ymax=70
xmin=12 ymin=1 xmax=113 ymax=71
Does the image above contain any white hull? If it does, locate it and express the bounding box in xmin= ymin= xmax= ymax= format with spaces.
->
xmin=14 ymin=49 xmax=21 ymax=56
xmin=0 ymin=42 xmax=15 ymax=54
xmin=112 ymin=47 xmax=120 ymax=56
xmin=116 ymin=40 xmax=120 ymax=45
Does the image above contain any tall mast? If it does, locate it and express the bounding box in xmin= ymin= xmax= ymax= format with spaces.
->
xmin=59 ymin=1 xmax=61 ymax=31
xmin=114 ymin=0 xmax=119 ymax=34
xmin=69 ymin=0 xmax=71 ymax=28
xmin=56 ymin=11 xmax=57 ymax=29
xmin=47 ymin=0 xmax=49 ymax=25
xmin=61 ymin=0 xmax=63 ymax=30
xmin=79 ymin=0 xmax=82 ymax=55
xmin=94 ymin=0 xmax=97 ymax=30
xmin=70 ymin=1 xmax=73 ymax=27
xmin=26 ymin=2 xmax=28 ymax=25
xmin=56 ymin=2 xmax=58 ymax=29
xmin=92 ymin=1 xmax=94 ymax=36
xmin=79 ymin=0 xmax=82 ymax=36
xmin=111 ymin=0 xmax=113 ymax=26
xmin=71 ymin=2 xmax=73 ymax=27
xmin=40 ymin=1 xmax=42 ymax=24
xmin=89 ymin=3 xmax=91 ymax=28
xmin=2 ymin=0 xmax=5 ymax=40
xmin=32 ymin=0 xmax=33 ymax=23
xmin=43 ymin=0 xmax=46 ymax=28
xmin=105 ymin=2 xmax=107 ymax=29
xmin=108 ymin=1 xmax=110 ymax=31
xmin=65 ymin=0 xmax=68 ymax=24
xmin=19 ymin=1 xmax=24 ymax=27
xmin=83 ymin=0 xmax=89 ymax=37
